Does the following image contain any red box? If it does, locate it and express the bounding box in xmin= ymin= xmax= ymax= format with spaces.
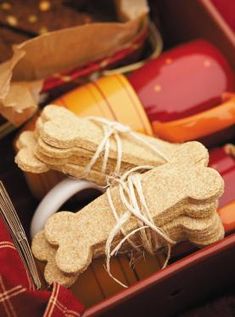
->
xmin=79 ymin=1 xmax=235 ymax=316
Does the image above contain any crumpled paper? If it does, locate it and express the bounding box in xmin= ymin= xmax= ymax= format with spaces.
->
xmin=0 ymin=0 xmax=149 ymax=127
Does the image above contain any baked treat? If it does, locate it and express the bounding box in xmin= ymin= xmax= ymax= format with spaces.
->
xmin=0 ymin=0 xmax=115 ymax=62
xmin=31 ymin=142 xmax=224 ymax=287
xmin=0 ymin=0 xmax=102 ymax=35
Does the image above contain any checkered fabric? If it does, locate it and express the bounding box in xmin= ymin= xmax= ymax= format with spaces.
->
xmin=0 ymin=216 xmax=84 ymax=317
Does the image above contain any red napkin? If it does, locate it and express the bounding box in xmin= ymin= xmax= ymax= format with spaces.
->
xmin=0 ymin=216 xmax=84 ymax=317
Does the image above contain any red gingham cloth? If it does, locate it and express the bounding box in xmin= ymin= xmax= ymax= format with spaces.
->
xmin=0 ymin=216 xmax=84 ymax=317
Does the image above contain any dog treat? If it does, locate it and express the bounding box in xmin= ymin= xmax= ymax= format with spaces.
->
xmin=32 ymin=206 xmax=222 ymax=286
xmin=16 ymin=131 xmax=49 ymax=173
xmin=20 ymin=105 xmax=224 ymax=288
xmin=15 ymin=105 xmax=181 ymax=185
xmin=32 ymin=231 xmax=133 ymax=288
xmin=40 ymin=209 xmax=222 ymax=276
xmin=32 ymin=231 xmax=78 ymax=287
xmin=31 ymin=141 xmax=211 ymax=284
xmin=33 ymin=230 xmax=135 ymax=292
xmin=39 ymin=143 xmax=223 ymax=276
xmin=32 ymin=229 xmax=164 ymax=294
xmin=36 ymin=105 xmax=171 ymax=159
xmin=0 ymin=0 xmax=100 ymax=35
xmin=15 ymin=130 xmax=160 ymax=185
xmin=31 ymin=141 xmax=224 ymax=288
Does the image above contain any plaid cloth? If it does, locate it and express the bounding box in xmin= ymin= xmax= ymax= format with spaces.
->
xmin=0 ymin=217 xmax=84 ymax=317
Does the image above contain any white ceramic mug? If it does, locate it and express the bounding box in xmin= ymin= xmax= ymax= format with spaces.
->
xmin=30 ymin=177 xmax=104 ymax=238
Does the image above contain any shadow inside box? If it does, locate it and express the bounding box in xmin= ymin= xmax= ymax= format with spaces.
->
xmin=83 ymin=234 xmax=235 ymax=317
xmin=154 ymin=0 xmax=235 ymax=69
xmin=179 ymin=288 xmax=235 ymax=317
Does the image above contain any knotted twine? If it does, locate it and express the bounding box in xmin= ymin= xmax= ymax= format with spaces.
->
xmin=82 ymin=117 xmax=176 ymax=287
xmin=83 ymin=116 xmax=169 ymax=177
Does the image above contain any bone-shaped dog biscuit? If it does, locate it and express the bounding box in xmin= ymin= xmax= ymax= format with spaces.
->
xmin=35 ymin=130 xmax=177 ymax=166
xmin=33 ymin=206 xmax=222 ymax=287
xmin=39 ymin=142 xmax=210 ymax=189
xmin=35 ymin=142 xmax=141 ymax=174
xmin=33 ymin=232 xmax=129 ymax=303
xmin=34 ymin=136 xmax=206 ymax=173
xmin=163 ymin=212 xmax=224 ymax=245
xmin=43 ymin=144 xmax=223 ymax=274
xmin=15 ymin=133 xmax=136 ymax=185
xmin=15 ymin=132 xmax=110 ymax=185
xmin=33 ymin=230 xmax=162 ymax=289
xmin=16 ymin=110 xmax=179 ymax=181
xmin=15 ymin=131 xmax=49 ymax=173
xmin=37 ymin=105 xmax=173 ymax=165
xmin=15 ymin=137 xmax=130 ymax=185
xmin=16 ymin=118 xmax=209 ymax=183
xmin=39 ymin=111 xmax=176 ymax=165
xmin=15 ymin=105 xmax=210 ymax=186
xmin=32 ymin=231 xmax=78 ymax=287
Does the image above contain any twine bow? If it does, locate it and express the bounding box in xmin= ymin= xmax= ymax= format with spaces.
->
xmin=105 ymin=166 xmax=176 ymax=287
xmin=83 ymin=116 xmax=169 ymax=178
xmin=82 ymin=116 xmax=175 ymax=287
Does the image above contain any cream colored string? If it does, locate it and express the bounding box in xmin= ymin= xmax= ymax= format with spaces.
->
xmin=83 ymin=116 xmax=169 ymax=178
xmin=105 ymin=165 xmax=156 ymax=255
xmin=105 ymin=166 xmax=176 ymax=288
xmin=82 ymin=117 xmax=175 ymax=287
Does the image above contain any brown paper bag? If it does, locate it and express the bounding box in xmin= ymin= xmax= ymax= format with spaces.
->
xmin=0 ymin=0 xmax=149 ymax=129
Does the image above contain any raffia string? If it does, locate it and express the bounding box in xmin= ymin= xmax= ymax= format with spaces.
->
xmin=83 ymin=116 xmax=169 ymax=178
xmin=81 ymin=117 xmax=174 ymax=287
xmin=105 ymin=166 xmax=176 ymax=288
